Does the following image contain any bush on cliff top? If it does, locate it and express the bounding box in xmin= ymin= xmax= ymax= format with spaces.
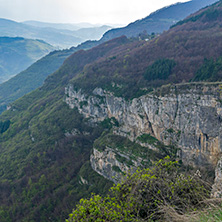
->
xmin=66 ymin=156 xmax=210 ymax=221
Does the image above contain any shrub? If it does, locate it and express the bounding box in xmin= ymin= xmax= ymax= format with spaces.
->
xmin=66 ymin=194 xmax=135 ymax=222
xmin=144 ymin=58 xmax=176 ymax=81
xmin=0 ymin=120 xmax=10 ymax=134
xmin=192 ymin=57 xmax=222 ymax=82
xmin=66 ymin=156 xmax=210 ymax=221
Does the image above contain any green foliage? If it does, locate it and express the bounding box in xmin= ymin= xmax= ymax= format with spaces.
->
xmin=0 ymin=206 xmax=12 ymax=222
xmin=0 ymin=39 xmax=136 ymax=220
xmin=171 ymin=5 xmax=222 ymax=28
xmin=93 ymin=133 xmax=159 ymax=163
xmin=171 ymin=13 xmax=203 ymax=28
xmin=144 ymin=58 xmax=176 ymax=81
xmin=0 ymin=89 xmax=113 ymax=221
xmin=102 ymin=81 xmax=151 ymax=100
xmin=67 ymin=1 xmax=222 ymax=100
xmin=99 ymin=117 xmax=119 ymax=129
xmin=102 ymin=0 xmax=219 ymax=42
xmin=137 ymin=133 xmax=158 ymax=145
xmin=136 ymin=133 xmax=178 ymax=158
xmin=0 ymin=120 xmax=10 ymax=134
xmin=79 ymin=101 xmax=88 ymax=108
xmin=115 ymin=154 xmax=133 ymax=167
xmin=194 ymin=205 xmax=222 ymax=222
xmin=112 ymin=165 xmax=123 ymax=173
xmin=79 ymin=162 xmax=113 ymax=196
xmin=167 ymin=128 xmax=174 ymax=134
xmin=0 ymin=2 xmax=222 ymax=219
xmin=66 ymin=194 xmax=134 ymax=222
xmin=192 ymin=57 xmax=222 ymax=82
xmin=67 ymin=156 xmax=210 ymax=222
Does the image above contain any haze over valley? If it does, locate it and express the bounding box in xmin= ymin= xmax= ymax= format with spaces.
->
xmin=0 ymin=0 xmax=222 ymax=221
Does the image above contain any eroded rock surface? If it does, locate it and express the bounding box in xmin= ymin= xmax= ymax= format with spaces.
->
xmin=65 ymin=83 xmax=222 ymax=185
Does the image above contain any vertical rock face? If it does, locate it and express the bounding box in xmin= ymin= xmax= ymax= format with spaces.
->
xmin=90 ymin=148 xmax=142 ymax=183
xmin=65 ymin=83 xmax=222 ymax=184
xmin=212 ymin=158 xmax=222 ymax=197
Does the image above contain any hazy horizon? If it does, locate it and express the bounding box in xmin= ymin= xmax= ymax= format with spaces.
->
xmin=0 ymin=0 xmax=189 ymax=26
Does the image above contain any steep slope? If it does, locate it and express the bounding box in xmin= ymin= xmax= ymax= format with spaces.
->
xmin=0 ymin=37 xmax=128 ymax=222
xmin=71 ymin=0 xmax=222 ymax=99
xmin=0 ymin=37 xmax=105 ymax=114
xmin=101 ymin=0 xmax=218 ymax=41
xmin=0 ymin=1 xmax=222 ymax=221
xmin=0 ymin=49 xmax=73 ymax=113
xmin=0 ymin=0 xmax=218 ymax=114
xmin=66 ymin=83 xmax=219 ymax=181
xmin=0 ymin=37 xmax=54 ymax=83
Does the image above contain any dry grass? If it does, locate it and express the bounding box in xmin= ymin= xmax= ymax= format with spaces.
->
xmin=159 ymin=198 xmax=222 ymax=222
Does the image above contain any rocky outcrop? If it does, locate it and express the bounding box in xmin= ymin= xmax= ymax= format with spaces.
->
xmin=212 ymin=158 xmax=222 ymax=197
xmin=90 ymin=147 xmax=142 ymax=183
xmin=65 ymin=82 xmax=222 ymax=184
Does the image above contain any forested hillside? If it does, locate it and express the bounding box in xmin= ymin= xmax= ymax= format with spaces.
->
xmin=0 ymin=1 xmax=221 ymax=221
xmin=70 ymin=0 xmax=222 ymax=99
xmin=0 ymin=0 xmax=217 ymax=114
xmin=101 ymin=0 xmax=218 ymax=41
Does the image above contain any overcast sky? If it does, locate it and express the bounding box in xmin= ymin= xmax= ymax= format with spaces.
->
xmin=0 ymin=0 xmax=189 ymax=25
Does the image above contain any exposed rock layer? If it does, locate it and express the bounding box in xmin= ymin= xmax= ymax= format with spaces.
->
xmin=65 ymin=83 xmax=222 ymax=192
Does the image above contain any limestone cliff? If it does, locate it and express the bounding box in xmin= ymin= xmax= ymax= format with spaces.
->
xmin=90 ymin=147 xmax=142 ymax=183
xmin=212 ymin=158 xmax=222 ymax=197
xmin=65 ymin=82 xmax=222 ymax=185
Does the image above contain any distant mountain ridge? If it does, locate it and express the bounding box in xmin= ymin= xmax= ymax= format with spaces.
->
xmin=0 ymin=0 xmax=218 ymax=114
xmin=0 ymin=47 xmax=79 ymax=113
xmin=23 ymin=21 xmax=112 ymax=42
xmin=0 ymin=0 xmax=221 ymax=221
xmin=0 ymin=18 xmax=111 ymax=48
xmin=0 ymin=0 xmax=217 ymax=49
xmin=0 ymin=36 xmax=54 ymax=83
xmin=101 ymin=0 xmax=218 ymax=40
xmin=22 ymin=21 xmax=100 ymax=30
